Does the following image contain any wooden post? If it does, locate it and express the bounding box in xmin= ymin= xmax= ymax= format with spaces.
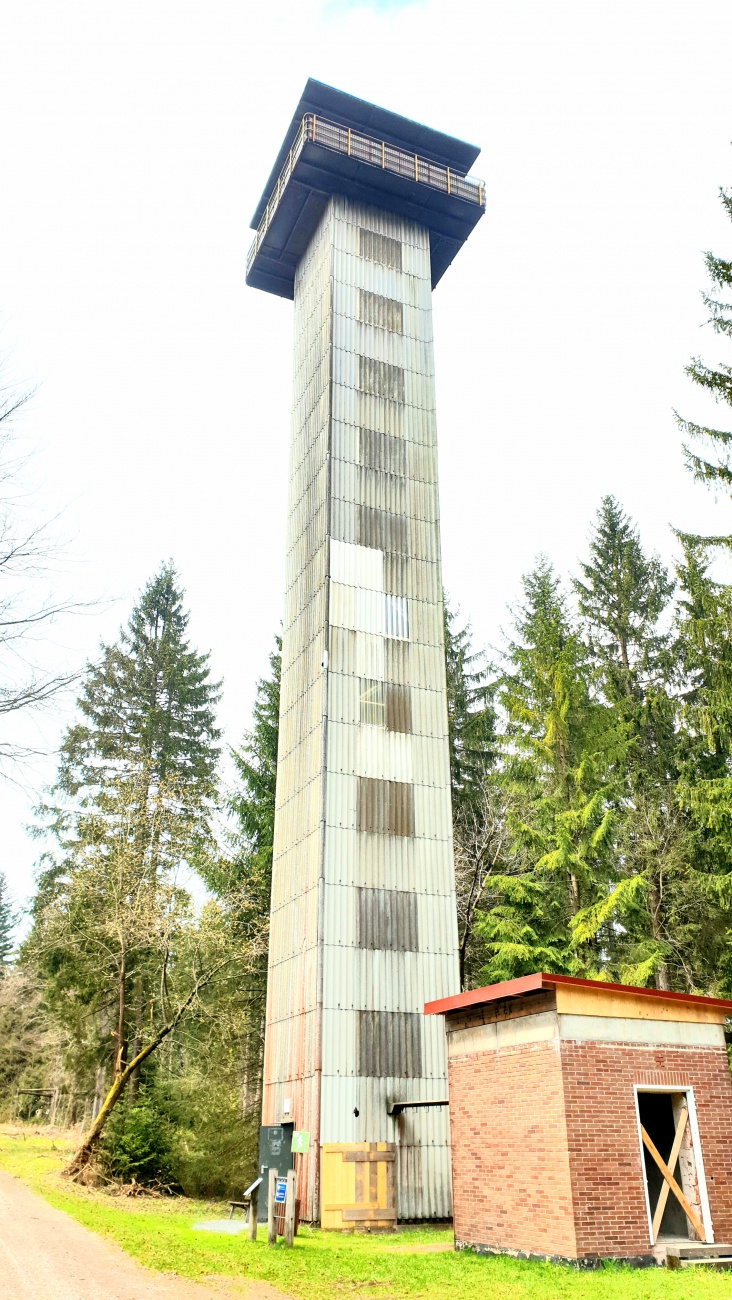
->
xmin=247 ymin=1185 xmax=259 ymax=1242
xmin=284 ymin=1168 xmax=297 ymax=1247
xmin=267 ymin=1168 xmax=278 ymax=1245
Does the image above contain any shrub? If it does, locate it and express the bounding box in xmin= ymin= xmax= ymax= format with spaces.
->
xmin=98 ymin=1085 xmax=179 ymax=1189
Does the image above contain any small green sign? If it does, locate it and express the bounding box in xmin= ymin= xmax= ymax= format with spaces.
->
xmin=291 ymin=1130 xmax=310 ymax=1154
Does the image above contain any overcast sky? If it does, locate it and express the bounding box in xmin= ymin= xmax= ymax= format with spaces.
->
xmin=1 ymin=0 xmax=731 ymax=910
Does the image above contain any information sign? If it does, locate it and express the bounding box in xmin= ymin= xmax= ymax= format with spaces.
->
xmin=274 ymin=1176 xmax=287 ymax=1204
xmin=291 ymin=1130 xmax=310 ymax=1154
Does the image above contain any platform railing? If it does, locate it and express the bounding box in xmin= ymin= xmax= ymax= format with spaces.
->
xmin=247 ymin=114 xmax=485 ymax=274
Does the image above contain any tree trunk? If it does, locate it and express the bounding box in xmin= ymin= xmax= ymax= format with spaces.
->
xmin=650 ymin=876 xmax=670 ymax=991
xmin=114 ymin=952 xmax=126 ymax=1078
xmin=64 ymin=980 xmax=202 ymax=1179
xmin=569 ymin=872 xmax=581 ymax=916
xmin=127 ymin=979 xmax=144 ymax=1105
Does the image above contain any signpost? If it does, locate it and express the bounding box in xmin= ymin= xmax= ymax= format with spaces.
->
xmin=267 ymin=1168 xmax=278 ymax=1245
xmin=244 ymin=1177 xmax=262 ymax=1242
xmin=284 ymin=1168 xmax=298 ymax=1246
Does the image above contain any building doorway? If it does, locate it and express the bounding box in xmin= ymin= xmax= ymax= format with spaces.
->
xmin=635 ymin=1087 xmax=712 ymax=1246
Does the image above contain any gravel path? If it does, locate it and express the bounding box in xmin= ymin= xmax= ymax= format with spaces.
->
xmin=0 ymin=1169 xmax=290 ymax=1300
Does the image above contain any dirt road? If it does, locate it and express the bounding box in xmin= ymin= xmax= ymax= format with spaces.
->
xmin=0 ymin=1169 xmax=289 ymax=1300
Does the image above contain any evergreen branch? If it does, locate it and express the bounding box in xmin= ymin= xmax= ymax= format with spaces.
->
xmin=675 ymin=411 xmax=732 ymax=447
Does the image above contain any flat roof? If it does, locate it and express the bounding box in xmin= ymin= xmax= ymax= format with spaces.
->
xmin=251 ymin=79 xmax=481 ymax=229
xmin=424 ymin=972 xmax=732 ymax=1017
xmin=246 ymin=79 xmax=485 ymax=299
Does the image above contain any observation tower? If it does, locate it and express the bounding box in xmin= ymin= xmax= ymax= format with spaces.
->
xmin=247 ymin=80 xmax=485 ymax=1224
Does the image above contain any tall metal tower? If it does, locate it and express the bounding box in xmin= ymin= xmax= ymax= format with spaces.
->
xmin=247 ymin=80 xmax=484 ymax=1225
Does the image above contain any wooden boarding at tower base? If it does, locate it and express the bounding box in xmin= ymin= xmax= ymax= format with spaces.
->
xmin=321 ymin=1143 xmax=396 ymax=1230
xmin=426 ymin=973 xmax=732 ymax=1268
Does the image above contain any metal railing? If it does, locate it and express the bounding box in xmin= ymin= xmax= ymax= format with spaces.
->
xmin=247 ymin=114 xmax=485 ymax=274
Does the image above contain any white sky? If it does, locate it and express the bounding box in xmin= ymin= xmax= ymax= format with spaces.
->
xmin=1 ymin=0 xmax=731 ymax=911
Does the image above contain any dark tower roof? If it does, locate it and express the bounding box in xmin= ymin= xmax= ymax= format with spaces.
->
xmin=246 ymin=79 xmax=485 ymax=299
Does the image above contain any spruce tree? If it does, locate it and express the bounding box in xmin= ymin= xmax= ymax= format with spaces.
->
xmin=28 ymin=564 xmax=223 ymax=1168
xmin=676 ymin=183 xmax=732 ymax=539
xmin=0 ymin=872 xmax=16 ymax=969
xmin=443 ymin=597 xmax=495 ymax=814
xmin=442 ymin=600 xmax=499 ymax=988
xmin=477 ymin=560 xmax=621 ymax=980
xmin=574 ymin=496 xmax=673 ymax=703
xmin=673 ymin=544 xmax=732 ymax=992
xmin=60 ymin=562 xmax=220 ymax=811
xmin=220 ymin=638 xmax=281 ymax=1167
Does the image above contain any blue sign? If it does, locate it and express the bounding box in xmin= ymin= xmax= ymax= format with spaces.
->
xmin=274 ymin=1177 xmax=287 ymax=1204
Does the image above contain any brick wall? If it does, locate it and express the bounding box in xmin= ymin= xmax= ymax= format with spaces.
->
xmin=448 ymin=1035 xmax=577 ymax=1258
xmin=562 ymin=1040 xmax=732 ymax=1258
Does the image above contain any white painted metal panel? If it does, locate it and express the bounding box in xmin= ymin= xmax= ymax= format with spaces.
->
xmin=329 ymin=582 xmax=386 ymax=636
xmin=329 ymin=538 xmax=384 ymax=590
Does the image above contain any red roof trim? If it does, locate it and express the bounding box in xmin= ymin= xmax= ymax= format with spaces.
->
xmin=424 ymin=972 xmax=732 ymax=1017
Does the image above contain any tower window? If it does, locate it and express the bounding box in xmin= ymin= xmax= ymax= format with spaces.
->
xmin=358 ymin=227 xmax=402 ymax=270
xmin=360 ymin=679 xmax=385 ymax=726
xmin=358 ymin=1010 xmax=422 ymax=1078
xmin=358 ymin=355 xmax=405 ymax=403
xmin=359 ymin=427 xmax=406 ymax=477
xmin=357 ymin=777 xmax=414 ymax=837
xmin=357 ymin=289 xmax=403 ymax=334
xmin=357 ymin=887 xmax=419 ymax=951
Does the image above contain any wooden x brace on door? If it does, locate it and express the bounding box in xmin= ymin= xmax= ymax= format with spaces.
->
xmin=640 ymin=1105 xmax=705 ymax=1243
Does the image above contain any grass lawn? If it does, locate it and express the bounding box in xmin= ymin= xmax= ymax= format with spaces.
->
xmin=1 ymin=1130 xmax=730 ymax=1299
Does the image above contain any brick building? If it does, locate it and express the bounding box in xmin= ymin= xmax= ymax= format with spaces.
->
xmin=425 ymin=973 xmax=732 ymax=1265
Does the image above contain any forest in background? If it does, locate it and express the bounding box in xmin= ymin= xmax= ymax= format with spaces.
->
xmin=0 ymin=183 xmax=731 ymax=1197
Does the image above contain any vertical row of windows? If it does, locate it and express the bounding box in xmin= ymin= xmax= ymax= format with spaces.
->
xmin=355 ymin=230 xmax=414 ymax=843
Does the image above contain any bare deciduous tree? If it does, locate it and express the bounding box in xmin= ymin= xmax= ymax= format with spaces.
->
xmin=0 ymin=377 xmax=84 ymax=766
xmin=453 ymin=783 xmax=516 ymax=989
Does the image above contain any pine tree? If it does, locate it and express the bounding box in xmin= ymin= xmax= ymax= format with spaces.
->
xmin=0 ymin=872 xmax=16 ymax=969
xmin=676 ymin=183 xmax=732 ymax=539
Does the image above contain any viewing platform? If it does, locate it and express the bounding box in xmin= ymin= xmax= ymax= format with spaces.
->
xmin=246 ymin=79 xmax=485 ymax=298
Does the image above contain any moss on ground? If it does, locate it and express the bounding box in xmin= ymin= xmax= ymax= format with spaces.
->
xmin=1 ymin=1130 xmax=730 ymax=1300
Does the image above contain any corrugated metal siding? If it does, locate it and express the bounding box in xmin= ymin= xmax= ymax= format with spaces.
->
xmin=356 ymin=887 xmax=419 ymax=952
xmin=357 ymin=776 xmax=414 ymax=836
xmin=358 ymin=354 xmax=405 ymax=402
xmin=263 ymin=195 xmax=459 ymax=1223
xmin=359 ymin=226 xmax=402 ymax=269
xmin=323 ymin=830 xmax=455 ymax=895
xmin=358 ymin=1010 xmax=422 ymax=1078
xmin=322 ymin=949 xmax=458 ymax=1014
xmin=358 ymin=504 xmax=408 ymax=553
xmin=357 ymin=288 xmax=403 ymax=334
xmin=385 ymin=683 xmax=411 ymax=733
xmin=360 ymin=426 xmax=406 ymax=476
